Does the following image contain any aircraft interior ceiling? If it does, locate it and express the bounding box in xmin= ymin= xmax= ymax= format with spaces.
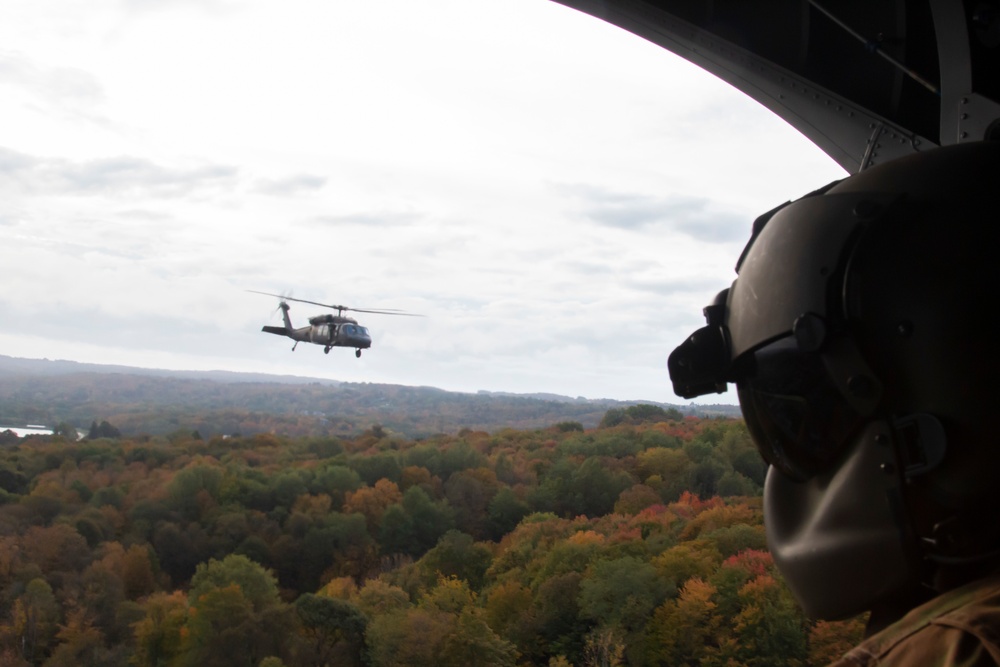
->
xmin=553 ymin=0 xmax=1000 ymax=173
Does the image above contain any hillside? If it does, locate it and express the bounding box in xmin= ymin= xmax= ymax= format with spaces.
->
xmin=0 ymin=356 xmax=739 ymax=438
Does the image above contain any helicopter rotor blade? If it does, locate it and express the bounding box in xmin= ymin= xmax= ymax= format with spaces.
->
xmin=247 ymin=290 xmax=344 ymax=311
xmin=248 ymin=290 xmax=423 ymax=317
xmin=348 ymin=307 xmax=425 ymax=317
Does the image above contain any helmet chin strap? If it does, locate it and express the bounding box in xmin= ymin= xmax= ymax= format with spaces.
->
xmin=764 ymin=420 xmax=923 ymax=620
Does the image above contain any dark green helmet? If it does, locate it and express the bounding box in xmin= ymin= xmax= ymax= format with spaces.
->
xmin=669 ymin=141 xmax=1000 ymax=619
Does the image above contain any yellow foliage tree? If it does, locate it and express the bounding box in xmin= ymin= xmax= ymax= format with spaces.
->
xmin=646 ymin=577 xmax=720 ymax=666
xmin=131 ymin=591 xmax=188 ymax=667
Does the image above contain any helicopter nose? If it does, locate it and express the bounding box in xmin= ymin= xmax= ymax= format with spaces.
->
xmin=347 ymin=332 xmax=371 ymax=348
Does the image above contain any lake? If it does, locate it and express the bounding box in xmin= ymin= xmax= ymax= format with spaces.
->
xmin=0 ymin=425 xmax=54 ymax=437
xmin=0 ymin=425 xmax=85 ymax=439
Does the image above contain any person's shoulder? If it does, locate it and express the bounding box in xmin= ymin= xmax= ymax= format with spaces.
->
xmin=827 ymin=574 xmax=1000 ymax=666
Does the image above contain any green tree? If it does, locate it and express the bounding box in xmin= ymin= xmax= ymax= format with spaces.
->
xmin=366 ymin=608 xmax=449 ymax=667
xmin=716 ymin=470 xmax=758 ymax=497
xmin=52 ymin=422 xmax=78 ymax=439
xmin=487 ymin=487 xmax=530 ymax=540
xmin=440 ymin=608 xmax=518 ymax=667
xmin=80 ymin=559 xmax=126 ymax=644
xmin=86 ymin=420 xmax=121 ymax=439
xmin=295 ymin=594 xmax=367 ymax=667
xmin=189 ymin=554 xmax=281 ymax=613
xmin=13 ymin=578 xmax=60 ymax=664
xmin=420 ymin=531 xmax=493 ymax=592
xmin=167 ymin=465 xmax=223 ymax=520
xmin=152 ymin=522 xmax=204 ymax=586
xmin=579 ymin=556 xmax=670 ymax=629
xmin=443 ymin=468 xmax=499 ymax=540
xmin=528 ymin=572 xmax=589 ymax=665
xmin=183 ymin=554 xmax=296 ymax=665
xmin=314 ymin=465 xmax=362 ymax=510
xmin=402 ymin=486 xmax=455 ymax=555
xmin=182 ymin=584 xmax=257 ymax=666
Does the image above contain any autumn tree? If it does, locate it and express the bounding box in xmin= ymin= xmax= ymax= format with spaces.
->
xmin=724 ymin=574 xmax=808 ymax=667
xmin=483 ymin=579 xmax=532 ymax=642
xmin=41 ymin=609 xmax=109 ymax=667
xmin=808 ymin=617 xmax=867 ymax=666
xmin=343 ymin=479 xmax=403 ymax=532
xmin=0 ymin=414 xmax=823 ymax=665
xmin=131 ymin=591 xmax=188 ymax=667
xmin=583 ymin=626 xmax=626 ymax=667
xmin=613 ymin=484 xmax=662 ymax=515
xmin=652 ymin=540 xmax=723 ymax=592
xmin=351 ymin=579 xmax=411 ymax=619
xmin=646 ymin=577 xmax=721 ymax=666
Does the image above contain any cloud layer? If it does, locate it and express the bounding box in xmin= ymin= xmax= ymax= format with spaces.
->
xmin=0 ymin=0 xmax=846 ymax=403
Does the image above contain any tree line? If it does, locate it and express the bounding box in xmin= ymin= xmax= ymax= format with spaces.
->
xmin=0 ymin=408 xmax=863 ymax=666
xmin=0 ymin=369 xmax=738 ymax=439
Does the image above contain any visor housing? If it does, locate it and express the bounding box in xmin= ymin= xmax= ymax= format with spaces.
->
xmin=669 ymin=191 xmax=898 ymax=478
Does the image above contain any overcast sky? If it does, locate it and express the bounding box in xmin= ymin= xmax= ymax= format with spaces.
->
xmin=0 ymin=0 xmax=846 ymax=404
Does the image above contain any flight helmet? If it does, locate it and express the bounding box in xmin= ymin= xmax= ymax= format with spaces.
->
xmin=668 ymin=141 xmax=1000 ymax=619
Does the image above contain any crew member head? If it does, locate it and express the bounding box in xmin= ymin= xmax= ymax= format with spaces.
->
xmin=668 ymin=141 xmax=1000 ymax=621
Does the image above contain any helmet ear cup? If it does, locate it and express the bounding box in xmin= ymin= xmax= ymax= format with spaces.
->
xmin=764 ymin=421 xmax=921 ymax=620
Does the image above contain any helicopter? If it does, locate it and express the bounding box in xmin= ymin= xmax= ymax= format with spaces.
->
xmin=248 ymin=290 xmax=422 ymax=357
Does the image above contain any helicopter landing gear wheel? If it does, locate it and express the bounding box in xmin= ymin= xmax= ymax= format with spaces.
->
xmin=355 ymin=349 xmax=362 ymax=358
xmin=324 ymin=346 xmax=331 ymax=354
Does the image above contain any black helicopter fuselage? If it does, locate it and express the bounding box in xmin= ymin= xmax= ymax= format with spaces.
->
xmin=262 ymin=302 xmax=371 ymax=356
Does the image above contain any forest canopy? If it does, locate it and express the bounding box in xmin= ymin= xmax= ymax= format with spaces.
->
xmin=0 ymin=412 xmax=863 ymax=666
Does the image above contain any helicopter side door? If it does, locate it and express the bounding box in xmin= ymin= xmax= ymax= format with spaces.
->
xmin=309 ymin=324 xmax=337 ymax=346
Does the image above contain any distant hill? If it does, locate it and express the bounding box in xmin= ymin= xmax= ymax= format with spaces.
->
xmin=0 ymin=354 xmax=340 ymax=385
xmin=0 ymin=355 xmax=740 ymax=438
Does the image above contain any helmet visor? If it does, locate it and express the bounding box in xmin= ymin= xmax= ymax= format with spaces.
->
xmin=737 ymin=336 xmax=866 ymax=481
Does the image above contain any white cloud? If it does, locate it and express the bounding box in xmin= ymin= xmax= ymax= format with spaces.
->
xmin=0 ymin=0 xmax=847 ymax=404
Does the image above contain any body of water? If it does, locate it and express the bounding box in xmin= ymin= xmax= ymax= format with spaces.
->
xmin=0 ymin=425 xmax=85 ymax=439
xmin=1 ymin=425 xmax=54 ymax=437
